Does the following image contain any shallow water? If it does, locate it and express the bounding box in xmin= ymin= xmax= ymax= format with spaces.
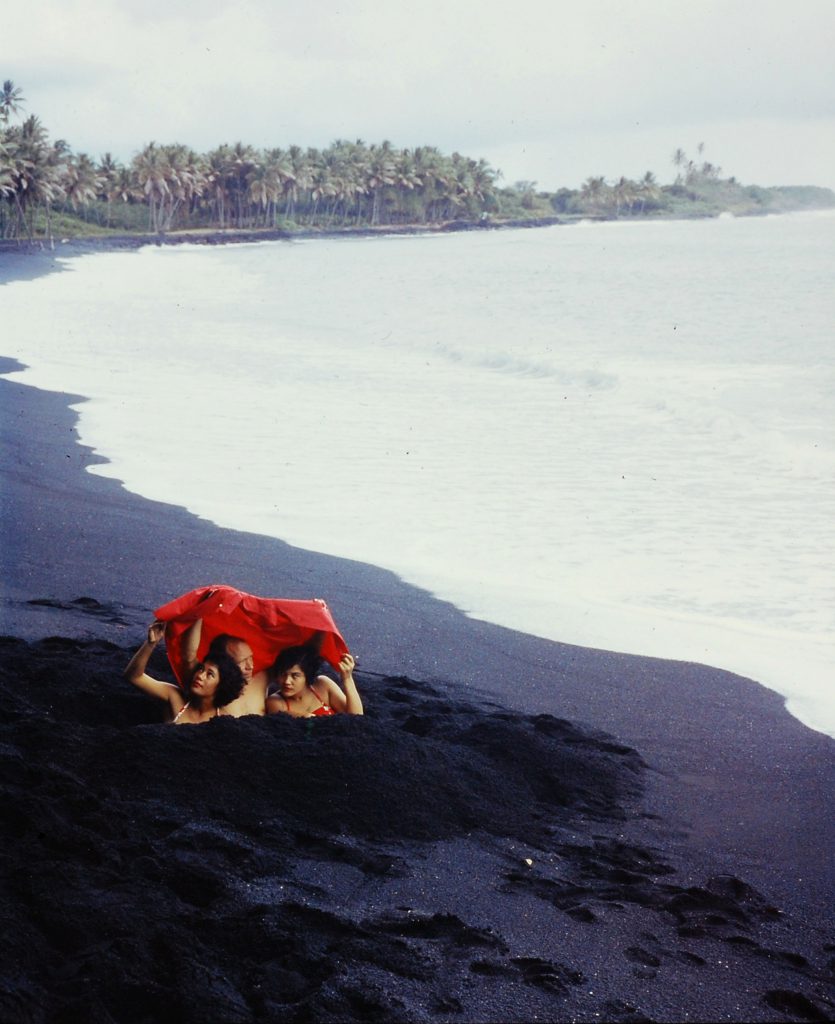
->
xmin=3 ymin=212 xmax=834 ymax=735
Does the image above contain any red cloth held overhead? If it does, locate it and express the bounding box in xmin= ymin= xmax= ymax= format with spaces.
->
xmin=154 ymin=585 xmax=349 ymax=685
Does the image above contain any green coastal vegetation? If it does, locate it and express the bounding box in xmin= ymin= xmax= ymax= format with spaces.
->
xmin=2 ymin=79 xmax=833 ymax=246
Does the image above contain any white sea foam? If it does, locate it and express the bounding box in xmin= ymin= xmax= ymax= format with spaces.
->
xmin=3 ymin=212 xmax=834 ymax=735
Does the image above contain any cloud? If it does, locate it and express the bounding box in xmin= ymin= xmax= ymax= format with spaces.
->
xmin=5 ymin=0 xmax=835 ymax=187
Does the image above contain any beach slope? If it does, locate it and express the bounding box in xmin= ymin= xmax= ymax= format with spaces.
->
xmin=1 ymin=348 xmax=833 ymax=1022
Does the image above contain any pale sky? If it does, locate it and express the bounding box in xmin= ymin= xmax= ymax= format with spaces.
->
xmin=6 ymin=0 xmax=835 ymax=190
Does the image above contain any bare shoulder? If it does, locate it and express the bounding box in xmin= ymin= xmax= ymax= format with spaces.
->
xmin=266 ymin=693 xmax=288 ymax=715
xmin=313 ymin=674 xmax=337 ymax=696
xmin=251 ymin=668 xmax=270 ymax=694
xmin=167 ymin=687 xmax=186 ymax=717
xmin=314 ymin=674 xmax=347 ymax=711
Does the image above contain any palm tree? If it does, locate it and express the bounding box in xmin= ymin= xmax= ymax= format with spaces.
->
xmin=282 ymin=145 xmax=311 ymax=223
xmin=261 ymin=148 xmax=292 ymax=226
xmin=96 ymin=152 xmax=120 ymax=224
xmin=107 ymin=165 xmax=136 ymax=224
xmin=444 ymin=152 xmax=466 ymax=216
xmin=0 ymin=135 xmax=14 ymax=194
xmin=63 ymin=152 xmax=103 ymax=213
xmin=636 ymin=170 xmax=660 ymax=213
xmin=246 ymin=160 xmax=274 ymax=226
xmin=131 ymin=142 xmax=171 ymax=232
xmin=412 ymin=146 xmax=450 ymax=223
xmin=338 ymin=140 xmax=370 ymax=223
xmin=0 ymin=80 xmax=24 ymax=124
xmin=1 ymin=94 xmax=528 ymax=236
xmin=0 ymin=136 xmax=18 ymax=240
xmin=161 ymin=144 xmax=205 ymax=229
xmin=307 ymin=148 xmax=338 ymax=222
xmin=469 ymin=157 xmax=499 ymax=212
xmin=699 ymin=155 xmax=722 ymax=182
xmin=3 ymin=115 xmax=65 ymax=242
xmin=320 ymin=140 xmax=364 ymax=223
xmin=672 ymin=147 xmax=687 ymax=184
xmin=613 ymin=176 xmax=637 ymax=216
xmin=205 ymin=145 xmax=232 ymax=227
xmin=224 ymin=142 xmax=256 ymax=226
xmin=580 ymin=175 xmax=609 ymax=214
xmin=366 ymin=141 xmax=395 ymax=225
xmin=1 ymin=81 xmax=26 ymax=236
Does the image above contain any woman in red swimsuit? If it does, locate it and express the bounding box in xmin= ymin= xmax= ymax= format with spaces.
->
xmin=266 ymin=644 xmax=363 ymax=718
xmin=124 ymin=622 xmax=246 ymax=724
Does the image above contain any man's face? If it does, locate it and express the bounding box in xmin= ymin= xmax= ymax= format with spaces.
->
xmin=226 ymin=640 xmax=254 ymax=682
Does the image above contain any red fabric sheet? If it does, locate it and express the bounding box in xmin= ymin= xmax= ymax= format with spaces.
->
xmin=154 ymin=585 xmax=349 ymax=685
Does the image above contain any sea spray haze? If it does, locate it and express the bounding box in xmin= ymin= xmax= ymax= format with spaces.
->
xmin=3 ymin=212 xmax=834 ymax=734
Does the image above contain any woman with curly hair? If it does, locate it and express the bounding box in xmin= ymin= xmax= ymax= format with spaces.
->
xmin=124 ymin=621 xmax=245 ymax=724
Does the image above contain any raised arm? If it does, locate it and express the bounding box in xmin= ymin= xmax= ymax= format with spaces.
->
xmin=180 ymin=618 xmax=203 ymax=676
xmin=339 ymin=654 xmax=364 ymax=715
xmin=123 ymin=622 xmax=184 ymax=711
xmin=316 ymin=653 xmax=364 ymax=715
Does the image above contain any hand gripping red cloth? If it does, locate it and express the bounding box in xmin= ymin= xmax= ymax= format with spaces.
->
xmin=154 ymin=585 xmax=349 ymax=686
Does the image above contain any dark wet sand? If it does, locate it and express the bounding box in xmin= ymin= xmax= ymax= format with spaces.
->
xmin=1 ymin=250 xmax=834 ymax=1022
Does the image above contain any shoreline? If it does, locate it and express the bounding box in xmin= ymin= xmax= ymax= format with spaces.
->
xmin=3 ymin=363 xmax=834 ymax=867
xmin=4 ymin=222 xmax=833 ymax=745
xmin=4 ymin=201 xmax=831 ymax=261
xmin=1 ymin=295 xmax=834 ymax=892
xmin=2 ymin=258 xmax=834 ymax=1019
xmin=0 ymin=216 xmax=565 ymax=259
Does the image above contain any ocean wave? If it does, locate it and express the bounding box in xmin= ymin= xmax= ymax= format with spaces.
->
xmin=434 ymin=343 xmax=618 ymax=388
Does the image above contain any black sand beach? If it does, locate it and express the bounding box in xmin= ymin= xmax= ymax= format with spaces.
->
xmin=1 ymin=249 xmax=834 ymax=1023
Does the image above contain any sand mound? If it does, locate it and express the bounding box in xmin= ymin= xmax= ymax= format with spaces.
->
xmin=1 ymin=637 xmax=832 ymax=1023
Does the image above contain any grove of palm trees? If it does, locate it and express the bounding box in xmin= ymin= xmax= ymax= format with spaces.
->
xmin=2 ymin=79 xmax=832 ymax=245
